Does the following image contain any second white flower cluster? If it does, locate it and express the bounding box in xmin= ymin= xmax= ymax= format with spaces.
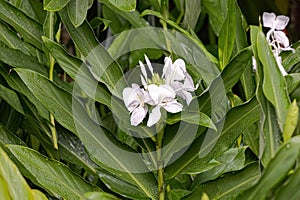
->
xmin=262 ymin=12 xmax=295 ymax=76
xmin=123 ymin=55 xmax=197 ymax=127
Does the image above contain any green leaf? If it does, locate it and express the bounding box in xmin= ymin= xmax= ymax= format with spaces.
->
xmin=0 ymin=46 xmax=46 ymax=75
xmin=0 ymin=1 xmax=43 ymax=50
xmin=182 ymin=0 xmax=201 ymax=30
xmin=0 ymin=67 xmax=49 ymax=120
xmin=141 ymin=9 xmax=218 ymax=64
xmin=251 ymin=26 xmax=281 ymax=166
xmin=59 ymin=9 xmax=126 ymax=98
xmin=15 ymin=69 xmax=158 ymax=199
xmin=6 ymin=145 xmax=101 ymax=199
xmin=239 ymin=136 xmax=300 ymax=200
xmin=283 ymin=99 xmax=299 ymax=141
xmin=89 ymin=17 xmax=111 ymax=30
xmin=202 ymin=0 xmax=227 ymax=35
xmin=0 ymin=124 xmax=26 ymax=147
xmin=166 ymin=110 xmax=216 ymax=131
xmin=7 ymin=0 xmax=40 ymax=22
xmin=84 ymin=192 xmax=120 ymax=200
xmin=257 ymin=30 xmax=290 ymax=132
xmin=67 ymin=0 xmax=90 ymax=27
xmin=58 ymin=130 xmax=98 ymax=175
xmin=275 ymin=166 xmax=300 ymax=200
xmin=42 ymin=36 xmax=111 ymax=107
xmin=286 ymin=73 xmax=300 ymax=93
xmin=165 ymin=98 xmax=260 ymax=179
xmin=186 ymin=163 xmax=260 ymax=200
xmin=0 ymin=146 xmax=47 ymax=200
xmin=0 ymin=85 xmax=24 ymax=115
xmin=0 ymin=21 xmax=31 ymax=55
xmin=98 ymin=171 xmax=150 ymax=199
xmin=218 ymin=0 xmax=236 ymax=69
xmin=168 ymin=189 xmax=191 ymax=200
xmin=43 ymin=0 xmax=71 ymax=11
xmin=195 ymin=47 xmax=252 ymax=117
xmin=282 ymin=41 xmax=300 ymax=70
xmin=100 ymin=0 xmax=136 ymax=12
xmin=191 ymin=147 xmax=251 ymax=184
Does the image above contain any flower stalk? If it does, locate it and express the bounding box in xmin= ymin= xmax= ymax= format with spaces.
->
xmin=45 ymin=11 xmax=58 ymax=149
xmin=156 ymin=127 xmax=165 ymax=200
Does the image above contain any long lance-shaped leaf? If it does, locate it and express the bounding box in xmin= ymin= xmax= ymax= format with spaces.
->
xmin=58 ymin=8 xmax=126 ymax=98
xmin=67 ymin=0 xmax=91 ymax=27
xmin=239 ymin=136 xmax=300 ymax=200
xmin=218 ymin=0 xmax=236 ymax=69
xmin=100 ymin=0 xmax=136 ymax=12
xmin=0 ymin=1 xmax=43 ymax=50
xmin=0 ymin=85 xmax=24 ymax=115
xmin=0 ymin=146 xmax=47 ymax=200
xmin=6 ymin=145 xmax=101 ymax=199
xmin=251 ymin=26 xmax=281 ymax=167
xmin=202 ymin=0 xmax=227 ymax=35
xmin=99 ymin=0 xmax=147 ymax=28
xmin=15 ymin=69 xmax=158 ymax=199
xmin=186 ymin=163 xmax=260 ymax=200
xmin=43 ymin=0 xmax=71 ymax=11
xmin=0 ymin=46 xmax=45 ymax=75
xmin=257 ymin=31 xmax=290 ymax=132
xmin=165 ymin=98 xmax=260 ymax=179
xmin=0 ymin=21 xmax=31 ymax=55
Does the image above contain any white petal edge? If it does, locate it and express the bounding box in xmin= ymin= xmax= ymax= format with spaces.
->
xmin=162 ymin=100 xmax=183 ymax=113
xmin=131 ymin=106 xmax=147 ymax=126
xmin=147 ymin=106 xmax=161 ymax=127
xmin=273 ymin=31 xmax=290 ymax=47
xmin=144 ymin=55 xmax=154 ymax=75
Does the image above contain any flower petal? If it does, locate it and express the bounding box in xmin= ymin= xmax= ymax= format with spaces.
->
xmin=183 ymin=73 xmax=196 ymax=91
xmin=274 ymin=31 xmax=290 ymax=47
xmin=162 ymin=100 xmax=183 ymax=113
xmin=263 ymin=12 xmax=276 ymax=28
xmin=173 ymin=59 xmax=186 ymax=81
xmin=123 ymin=86 xmax=138 ymax=109
xmin=274 ymin=15 xmax=289 ymax=30
xmin=148 ymin=84 xmax=176 ymax=104
xmin=139 ymin=61 xmax=147 ymax=80
xmin=147 ymin=106 xmax=161 ymax=127
xmin=131 ymin=106 xmax=147 ymax=126
xmin=163 ymin=57 xmax=172 ymax=81
xmin=144 ymin=55 xmax=154 ymax=76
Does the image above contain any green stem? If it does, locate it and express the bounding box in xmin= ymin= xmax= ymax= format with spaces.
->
xmin=49 ymin=50 xmax=58 ymax=150
xmin=47 ymin=11 xmax=58 ymax=149
xmin=157 ymin=128 xmax=165 ymax=200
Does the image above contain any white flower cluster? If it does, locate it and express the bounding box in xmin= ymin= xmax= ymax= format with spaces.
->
xmin=122 ymin=55 xmax=198 ymax=127
xmin=262 ymin=12 xmax=295 ymax=76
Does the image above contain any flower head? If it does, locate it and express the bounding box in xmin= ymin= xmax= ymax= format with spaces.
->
xmin=263 ymin=12 xmax=289 ymax=31
xmin=261 ymin=12 xmax=295 ymax=76
xmin=123 ymin=55 xmax=197 ymax=127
